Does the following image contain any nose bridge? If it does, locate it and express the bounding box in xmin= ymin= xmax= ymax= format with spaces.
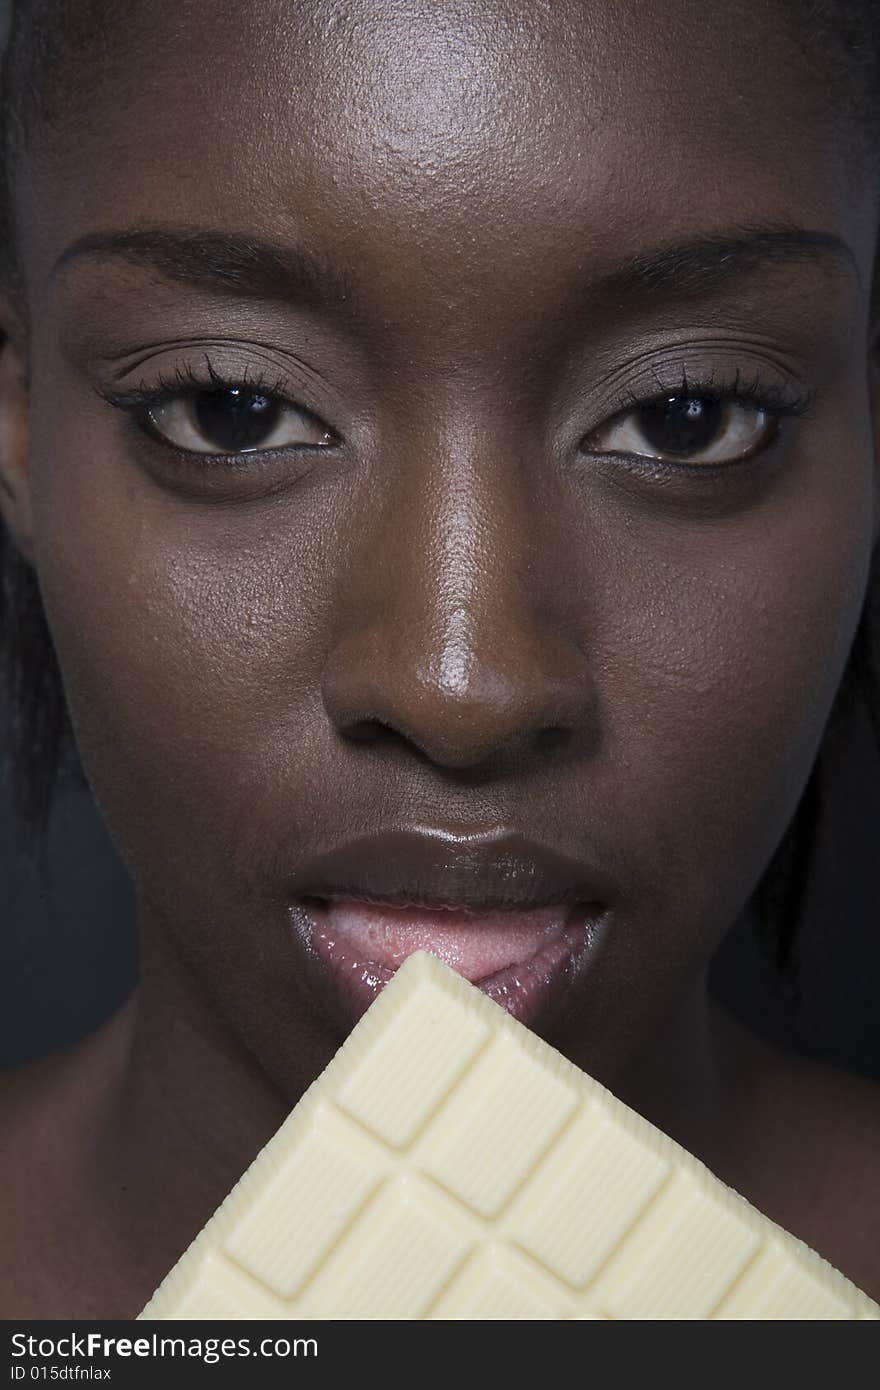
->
xmin=321 ymin=411 xmax=594 ymax=770
xmin=417 ymin=417 xmax=514 ymax=700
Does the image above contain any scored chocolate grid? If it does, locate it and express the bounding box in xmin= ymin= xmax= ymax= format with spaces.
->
xmin=138 ymin=952 xmax=879 ymax=1320
xmin=213 ymin=1088 xmax=857 ymax=1314
xmin=176 ymin=1092 xmax=856 ymax=1320
xmin=180 ymin=1102 xmax=671 ymax=1318
xmin=216 ymin=972 xmax=671 ymax=1312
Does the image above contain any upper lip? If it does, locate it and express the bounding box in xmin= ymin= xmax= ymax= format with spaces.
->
xmin=287 ymin=827 xmax=615 ymax=912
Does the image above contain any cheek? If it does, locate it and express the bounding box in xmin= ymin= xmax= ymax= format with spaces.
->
xmin=28 ymin=412 xmax=339 ymax=891
xmin=596 ymin=435 xmax=875 ymax=924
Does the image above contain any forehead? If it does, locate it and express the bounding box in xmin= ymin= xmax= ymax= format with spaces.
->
xmin=14 ymin=0 xmax=873 ymax=322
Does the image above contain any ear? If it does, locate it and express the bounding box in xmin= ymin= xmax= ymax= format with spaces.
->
xmin=0 ymin=295 xmax=33 ymax=566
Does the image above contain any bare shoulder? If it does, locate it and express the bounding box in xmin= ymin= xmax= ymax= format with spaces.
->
xmin=769 ymin=1047 xmax=880 ymax=1194
xmin=0 ymin=1004 xmax=135 ymax=1318
xmin=726 ymin=1017 xmax=880 ymax=1304
xmin=0 ymin=1008 xmax=125 ymax=1140
xmin=786 ymin=1055 xmax=880 ymax=1305
xmin=0 ymin=1049 xmax=76 ymax=1316
xmin=0 ymin=1045 xmax=75 ymax=1171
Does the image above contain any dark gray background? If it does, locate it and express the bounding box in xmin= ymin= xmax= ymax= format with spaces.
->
xmin=2 ymin=692 xmax=879 ymax=1076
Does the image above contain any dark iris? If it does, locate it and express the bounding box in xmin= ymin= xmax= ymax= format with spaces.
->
xmin=637 ymin=395 xmax=724 ymax=456
xmin=192 ymin=388 xmax=281 ymax=451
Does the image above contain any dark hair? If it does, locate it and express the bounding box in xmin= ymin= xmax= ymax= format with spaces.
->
xmin=0 ymin=0 xmax=878 ymax=979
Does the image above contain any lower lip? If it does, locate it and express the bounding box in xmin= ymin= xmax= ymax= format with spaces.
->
xmin=288 ymin=898 xmax=609 ymax=1038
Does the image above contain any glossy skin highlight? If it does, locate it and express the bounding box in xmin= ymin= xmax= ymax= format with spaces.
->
xmin=0 ymin=0 xmax=879 ymax=1315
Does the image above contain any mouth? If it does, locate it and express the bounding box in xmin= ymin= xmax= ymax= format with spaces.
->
xmin=291 ymin=897 xmax=607 ymax=1035
xmin=285 ymin=827 xmax=615 ymax=1037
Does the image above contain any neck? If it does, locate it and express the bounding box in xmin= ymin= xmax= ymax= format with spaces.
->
xmin=78 ymin=924 xmax=292 ymax=1311
xmin=607 ymin=967 xmax=757 ymax=1183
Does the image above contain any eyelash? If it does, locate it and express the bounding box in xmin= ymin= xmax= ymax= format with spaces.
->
xmin=605 ymin=363 xmax=811 ymax=416
xmin=583 ymin=364 xmax=814 ymax=472
xmin=97 ymin=359 xmax=816 ymax=472
xmin=100 ymin=358 xmax=290 ymax=411
xmin=97 ymin=359 xmax=334 ymax=466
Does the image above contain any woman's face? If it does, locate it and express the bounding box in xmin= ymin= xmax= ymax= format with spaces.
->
xmin=4 ymin=0 xmax=878 ymax=1091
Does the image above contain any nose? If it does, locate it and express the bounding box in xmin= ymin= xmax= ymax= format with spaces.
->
xmin=321 ymin=420 xmax=597 ymax=774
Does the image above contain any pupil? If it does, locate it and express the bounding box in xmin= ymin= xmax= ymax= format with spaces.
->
xmin=638 ymin=395 xmax=722 ymax=456
xmin=193 ymin=388 xmax=280 ymax=451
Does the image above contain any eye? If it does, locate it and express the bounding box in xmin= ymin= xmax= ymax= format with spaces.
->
xmin=584 ymin=393 xmax=777 ymax=466
xmin=145 ymin=386 xmax=335 ymax=455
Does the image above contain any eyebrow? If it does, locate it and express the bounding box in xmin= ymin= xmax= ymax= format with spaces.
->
xmin=52 ymin=227 xmax=357 ymax=309
xmin=595 ymin=222 xmax=859 ymax=304
xmin=51 ymin=221 xmax=858 ymax=311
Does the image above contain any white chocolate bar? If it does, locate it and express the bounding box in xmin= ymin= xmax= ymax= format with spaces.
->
xmin=137 ymin=951 xmax=879 ymax=1320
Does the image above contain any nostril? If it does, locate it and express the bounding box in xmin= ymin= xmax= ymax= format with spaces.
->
xmin=534 ymin=726 xmax=571 ymax=756
xmin=341 ymin=718 xmax=391 ymax=745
